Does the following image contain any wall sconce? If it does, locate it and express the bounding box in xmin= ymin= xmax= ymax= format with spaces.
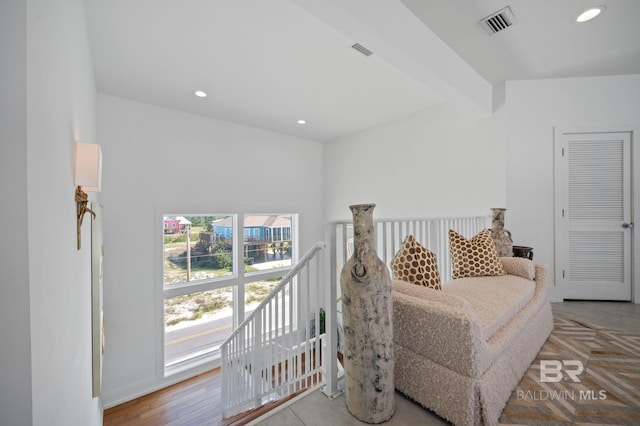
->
xmin=74 ymin=141 xmax=102 ymax=250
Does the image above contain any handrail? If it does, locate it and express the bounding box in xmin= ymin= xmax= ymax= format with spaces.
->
xmin=220 ymin=241 xmax=329 ymax=418
xmin=220 ymin=241 xmax=324 ymax=348
xmin=329 ymin=214 xmax=490 ymax=225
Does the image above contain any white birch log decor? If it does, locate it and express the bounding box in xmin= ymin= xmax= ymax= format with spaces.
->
xmin=340 ymin=203 xmax=395 ymax=423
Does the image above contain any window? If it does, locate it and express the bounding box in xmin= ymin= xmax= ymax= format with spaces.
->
xmin=162 ymin=213 xmax=297 ymax=370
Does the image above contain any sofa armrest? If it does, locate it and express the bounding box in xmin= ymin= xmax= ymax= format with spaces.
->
xmin=392 ymin=291 xmax=486 ymax=377
xmin=534 ymin=263 xmax=547 ymax=288
xmin=392 ymin=279 xmax=469 ymax=309
xmin=499 ymin=257 xmax=536 ymax=280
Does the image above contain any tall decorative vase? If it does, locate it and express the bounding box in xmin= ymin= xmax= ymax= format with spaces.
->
xmin=340 ymin=204 xmax=395 ymax=424
xmin=491 ymin=208 xmax=513 ymax=257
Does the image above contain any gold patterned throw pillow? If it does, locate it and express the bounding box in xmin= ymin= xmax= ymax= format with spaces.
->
xmin=390 ymin=235 xmax=441 ymax=290
xmin=449 ymin=229 xmax=505 ymax=279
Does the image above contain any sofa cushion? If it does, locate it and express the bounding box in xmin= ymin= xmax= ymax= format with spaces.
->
xmin=443 ymin=275 xmax=535 ymax=341
xmin=449 ymin=229 xmax=505 ymax=279
xmin=390 ymin=235 xmax=441 ymax=290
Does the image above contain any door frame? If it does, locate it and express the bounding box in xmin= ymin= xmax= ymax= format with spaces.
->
xmin=553 ymin=124 xmax=639 ymax=304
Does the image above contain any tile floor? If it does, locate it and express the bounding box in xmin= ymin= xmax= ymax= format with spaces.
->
xmin=550 ymin=300 xmax=640 ymax=334
xmin=252 ymin=301 xmax=640 ymax=426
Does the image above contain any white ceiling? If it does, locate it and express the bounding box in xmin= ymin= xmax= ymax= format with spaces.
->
xmin=401 ymin=0 xmax=640 ymax=85
xmin=85 ymin=0 xmax=640 ymax=142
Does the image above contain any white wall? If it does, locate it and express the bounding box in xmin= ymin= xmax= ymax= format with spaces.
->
xmin=97 ymin=94 xmax=325 ymax=406
xmin=26 ymin=0 xmax=103 ymax=424
xmin=0 ymin=0 xmax=105 ymax=425
xmin=324 ymin=103 xmax=506 ymax=222
xmin=506 ymin=74 xmax=640 ymax=302
xmin=0 ymin=1 xmax=32 ymax=424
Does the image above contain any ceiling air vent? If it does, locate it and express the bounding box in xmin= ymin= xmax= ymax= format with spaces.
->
xmin=480 ymin=6 xmax=516 ymax=35
xmin=351 ymin=43 xmax=373 ymax=57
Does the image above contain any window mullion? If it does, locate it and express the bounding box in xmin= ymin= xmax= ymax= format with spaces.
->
xmin=234 ymin=214 xmax=245 ymax=328
xmin=163 ymin=267 xmax=292 ymax=299
xmin=163 ymin=277 xmax=233 ymax=298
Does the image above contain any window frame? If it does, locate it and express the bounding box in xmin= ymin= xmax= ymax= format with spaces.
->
xmin=161 ymin=212 xmax=298 ymax=374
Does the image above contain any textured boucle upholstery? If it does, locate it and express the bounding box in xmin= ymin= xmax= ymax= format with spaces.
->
xmin=392 ymin=289 xmax=483 ymax=377
xmin=499 ymin=256 xmax=536 ymax=280
xmin=392 ymin=279 xmax=470 ymax=310
xmin=444 ymin=275 xmax=535 ymax=341
xmin=393 ymin=258 xmax=553 ymax=426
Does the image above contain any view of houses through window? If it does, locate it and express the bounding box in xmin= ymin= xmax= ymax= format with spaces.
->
xmin=162 ymin=213 xmax=296 ymax=368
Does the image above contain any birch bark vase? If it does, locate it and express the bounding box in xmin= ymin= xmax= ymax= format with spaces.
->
xmin=340 ymin=203 xmax=395 ymax=423
xmin=490 ymin=207 xmax=513 ymax=257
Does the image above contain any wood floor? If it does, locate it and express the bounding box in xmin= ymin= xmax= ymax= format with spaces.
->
xmin=103 ymin=368 xmax=305 ymax=426
xmin=103 ymin=369 xmax=225 ymax=426
xmin=104 ymin=301 xmax=640 ymax=426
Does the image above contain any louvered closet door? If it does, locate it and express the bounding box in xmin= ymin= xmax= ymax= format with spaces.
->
xmin=555 ymin=131 xmax=632 ymax=300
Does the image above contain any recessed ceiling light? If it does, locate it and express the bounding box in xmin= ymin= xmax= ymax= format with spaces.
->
xmin=194 ymin=90 xmax=207 ymax=98
xmin=297 ymin=119 xmax=306 ymax=125
xmin=576 ymin=6 xmax=606 ymax=23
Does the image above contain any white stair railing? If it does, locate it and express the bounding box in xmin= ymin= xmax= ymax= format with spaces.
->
xmin=221 ymin=216 xmax=491 ymax=418
xmin=221 ymin=242 xmax=329 ymax=418
xmin=329 ymin=215 xmax=491 ymax=285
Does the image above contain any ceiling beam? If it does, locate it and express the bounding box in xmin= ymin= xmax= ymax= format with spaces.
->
xmin=290 ymin=0 xmax=494 ymax=114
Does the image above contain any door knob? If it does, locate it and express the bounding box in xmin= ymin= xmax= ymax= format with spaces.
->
xmin=622 ymin=222 xmax=634 ymax=229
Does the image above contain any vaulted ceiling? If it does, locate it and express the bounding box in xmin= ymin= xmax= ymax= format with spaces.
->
xmin=85 ymin=0 xmax=640 ymax=142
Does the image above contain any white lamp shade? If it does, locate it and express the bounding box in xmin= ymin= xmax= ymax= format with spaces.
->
xmin=74 ymin=141 xmax=102 ymax=192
